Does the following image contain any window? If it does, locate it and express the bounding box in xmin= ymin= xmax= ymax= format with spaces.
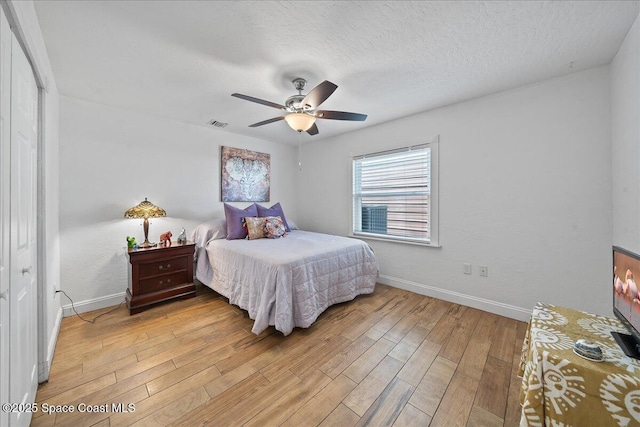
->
xmin=352 ymin=137 xmax=439 ymax=246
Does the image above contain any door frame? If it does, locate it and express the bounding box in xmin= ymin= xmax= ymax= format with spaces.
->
xmin=0 ymin=6 xmax=11 ymax=427
xmin=36 ymin=70 xmax=47 ymax=381
xmin=2 ymin=0 xmax=51 ymax=382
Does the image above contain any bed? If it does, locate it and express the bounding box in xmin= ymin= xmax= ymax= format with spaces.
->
xmin=191 ymin=219 xmax=379 ymax=335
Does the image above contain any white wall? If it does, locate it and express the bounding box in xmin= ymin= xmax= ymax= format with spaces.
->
xmin=612 ymin=13 xmax=640 ymax=252
xmin=41 ymin=66 xmax=60 ymax=379
xmin=299 ymin=67 xmax=612 ymax=320
xmin=52 ymin=5 xmax=639 ymax=327
xmin=58 ymin=97 xmax=299 ymax=311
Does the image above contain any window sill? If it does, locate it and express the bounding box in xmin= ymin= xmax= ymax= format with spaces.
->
xmin=351 ymin=232 xmax=441 ymax=248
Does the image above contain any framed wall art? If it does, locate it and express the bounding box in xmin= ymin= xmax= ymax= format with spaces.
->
xmin=221 ymin=146 xmax=270 ymax=202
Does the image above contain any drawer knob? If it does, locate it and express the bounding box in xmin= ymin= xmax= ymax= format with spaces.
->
xmin=159 ymin=279 xmax=171 ymax=285
xmin=158 ymin=264 xmax=171 ymax=270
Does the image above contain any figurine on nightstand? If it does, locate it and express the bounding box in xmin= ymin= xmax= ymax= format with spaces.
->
xmin=126 ymin=236 xmax=137 ymax=249
xmin=159 ymin=231 xmax=172 ymax=246
xmin=177 ymin=228 xmax=187 ymax=244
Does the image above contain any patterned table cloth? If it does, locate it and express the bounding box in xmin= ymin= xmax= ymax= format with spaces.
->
xmin=518 ymin=303 xmax=640 ymax=427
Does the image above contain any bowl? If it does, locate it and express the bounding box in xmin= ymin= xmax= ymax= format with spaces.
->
xmin=573 ymin=339 xmax=604 ymax=362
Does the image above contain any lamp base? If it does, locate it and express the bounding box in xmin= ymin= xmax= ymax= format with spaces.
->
xmin=138 ymin=240 xmax=157 ymax=249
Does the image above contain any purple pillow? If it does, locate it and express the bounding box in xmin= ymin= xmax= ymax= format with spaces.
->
xmin=224 ymin=203 xmax=257 ymax=240
xmin=256 ymin=202 xmax=290 ymax=232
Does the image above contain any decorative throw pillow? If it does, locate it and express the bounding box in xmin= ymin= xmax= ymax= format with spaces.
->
xmin=263 ymin=216 xmax=286 ymax=239
xmin=224 ymin=203 xmax=257 ymax=240
xmin=256 ymin=202 xmax=291 ymax=232
xmin=244 ymin=217 xmax=266 ymax=240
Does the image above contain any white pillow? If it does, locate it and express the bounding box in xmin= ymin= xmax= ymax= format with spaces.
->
xmin=190 ymin=219 xmax=227 ymax=248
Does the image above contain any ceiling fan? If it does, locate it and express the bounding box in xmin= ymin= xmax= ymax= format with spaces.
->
xmin=231 ymin=78 xmax=367 ymax=135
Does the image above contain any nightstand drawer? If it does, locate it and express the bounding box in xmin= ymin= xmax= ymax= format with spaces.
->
xmin=139 ymin=270 xmax=189 ymax=294
xmin=126 ymin=241 xmax=196 ymax=314
xmin=139 ymin=255 xmax=189 ymax=278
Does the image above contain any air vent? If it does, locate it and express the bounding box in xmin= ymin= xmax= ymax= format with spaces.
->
xmin=207 ymin=119 xmax=228 ymax=128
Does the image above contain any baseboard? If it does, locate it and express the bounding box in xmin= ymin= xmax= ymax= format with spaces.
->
xmin=38 ymin=305 xmax=63 ymax=383
xmin=45 ymin=306 xmax=63 ymax=380
xmin=49 ymin=305 xmax=63 ymax=360
xmin=378 ymin=274 xmax=532 ymax=322
xmin=61 ymin=291 xmax=127 ymax=317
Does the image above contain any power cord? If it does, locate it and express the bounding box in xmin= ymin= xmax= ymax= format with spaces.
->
xmin=56 ymin=290 xmax=125 ymax=324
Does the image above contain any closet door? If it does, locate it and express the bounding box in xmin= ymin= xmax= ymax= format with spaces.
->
xmin=9 ymin=25 xmax=39 ymax=427
xmin=0 ymin=7 xmax=11 ymax=427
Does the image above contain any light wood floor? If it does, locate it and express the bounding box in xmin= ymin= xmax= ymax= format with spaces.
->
xmin=32 ymin=284 xmax=527 ymax=427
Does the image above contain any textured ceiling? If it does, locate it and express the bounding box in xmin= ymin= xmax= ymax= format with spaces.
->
xmin=33 ymin=1 xmax=639 ymax=145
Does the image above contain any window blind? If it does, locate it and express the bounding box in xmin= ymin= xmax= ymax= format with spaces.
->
xmin=353 ymin=145 xmax=431 ymax=242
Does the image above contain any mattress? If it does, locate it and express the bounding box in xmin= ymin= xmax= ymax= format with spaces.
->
xmin=196 ymin=230 xmax=378 ymax=335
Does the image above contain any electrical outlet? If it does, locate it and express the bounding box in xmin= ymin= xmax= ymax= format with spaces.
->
xmin=463 ymin=263 xmax=472 ymax=275
xmin=53 ymin=286 xmax=59 ymax=297
xmin=479 ymin=266 xmax=488 ymax=277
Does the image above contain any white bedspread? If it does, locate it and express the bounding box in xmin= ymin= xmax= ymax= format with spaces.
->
xmin=202 ymin=230 xmax=378 ymax=335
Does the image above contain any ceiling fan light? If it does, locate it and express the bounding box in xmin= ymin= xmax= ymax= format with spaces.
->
xmin=284 ymin=113 xmax=316 ymax=132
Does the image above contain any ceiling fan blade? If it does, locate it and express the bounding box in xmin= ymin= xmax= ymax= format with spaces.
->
xmin=315 ymin=110 xmax=367 ymax=121
xmin=300 ymin=80 xmax=338 ymax=110
xmin=232 ymin=93 xmax=285 ymax=110
xmin=249 ymin=116 xmax=285 ymax=127
xmin=306 ymin=123 xmax=319 ymax=135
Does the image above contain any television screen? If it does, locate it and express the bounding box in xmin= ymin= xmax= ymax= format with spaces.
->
xmin=612 ymin=246 xmax=640 ymax=358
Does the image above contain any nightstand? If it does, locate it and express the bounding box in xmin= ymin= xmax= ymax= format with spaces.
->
xmin=126 ymin=241 xmax=196 ymax=314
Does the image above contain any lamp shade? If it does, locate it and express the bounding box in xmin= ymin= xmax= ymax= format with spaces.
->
xmin=284 ymin=113 xmax=316 ymax=132
xmin=124 ymin=198 xmax=166 ymax=219
xmin=124 ymin=198 xmax=166 ymax=249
